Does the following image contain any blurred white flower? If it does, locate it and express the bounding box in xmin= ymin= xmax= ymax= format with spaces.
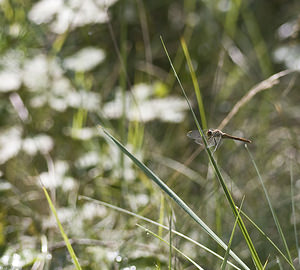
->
xmin=0 ymin=71 xmax=21 ymax=92
xmin=67 ymin=90 xmax=101 ymax=110
xmin=0 ymin=50 xmax=23 ymax=92
xmin=22 ymin=54 xmax=101 ymax=112
xmin=39 ymin=160 xmax=69 ymax=188
xmin=277 ymin=20 xmax=298 ymax=40
xmin=64 ymin=47 xmax=105 ymax=72
xmin=0 ymin=127 xmax=22 ymax=164
xmin=9 ymin=23 xmax=22 ymax=37
xmin=23 ymin=55 xmax=64 ymax=92
xmin=103 ymin=83 xmax=188 ymax=123
xmin=0 ymin=50 xmax=23 ymax=71
xmin=274 ymin=45 xmax=300 ymax=70
xmin=81 ymin=202 xmax=107 ymax=220
xmin=22 ymin=134 xmax=54 ymax=155
xmin=62 ymin=177 xmax=77 ymax=191
xmin=65 ymin=127 xmax=98 ymax=140
xmin=49 ymin=97 xmax=68 ymax=112
xmin=29 ymin=0 xmax=118 ymax=34
xmin=75 ymin=151 xmax=100 ymax=167
xmin=28 ymin=0 xmax=63 ymax=24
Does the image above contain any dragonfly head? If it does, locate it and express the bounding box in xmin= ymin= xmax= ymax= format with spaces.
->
xmin=206 ymin=129 xmax=214 ymax=138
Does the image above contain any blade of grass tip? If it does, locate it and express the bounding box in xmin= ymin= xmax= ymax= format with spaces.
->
xmin=136 ymin=223 xmax=205 ymax=270
xmin=180 ymin=37 xmax=207 ymax=130
xmin=42 ymin=186 xmax=82 ymax=270
xmin=290 ymin=162 xmax=299 ymax=262
xmin=98 ymin=126 xmax=250 ymax=270
xmin=79 ymin=196 xmax=243 ymax=270
xmin=262 ymin=256 xmax=270 ymax=269
xmin=240 ymin=209 xmax=294 ymax=268
xmin=221 ymin=197 xmax=245 ymax=270
xmin=160 ymin=36 xmax=262 ymax=270
xmin=245 ymin=145 xmax=295 ymax=269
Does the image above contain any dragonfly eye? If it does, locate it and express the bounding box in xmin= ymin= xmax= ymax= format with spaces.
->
xmin=206 ymin=129 xmax=213 ymax=137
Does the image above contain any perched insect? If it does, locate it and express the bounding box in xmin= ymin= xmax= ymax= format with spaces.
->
xmin=187 ymin=128 xmax=251 ymax=152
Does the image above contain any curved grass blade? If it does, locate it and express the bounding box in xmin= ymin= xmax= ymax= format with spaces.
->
xmin=80 ymin=195 xmax=243 ymax=270
xmin=245 ymin=145 xmax=295 ymax=269
xmin=180 ymin=37 xmax=207 ymax=130
xmin=290 ymin=163 xmax=299 ymax=263
xmin=42 ymin=186 xmax=82 ymax=270
xmin=160 ymin=35 xmax=262 ymax=270
xmin=98 ymin=126 xmax=249 ymax=270
xmin=221 ymin=197 xmax=245 ymax=270
xmin=239 ymin=209 xmax=294 ymax=269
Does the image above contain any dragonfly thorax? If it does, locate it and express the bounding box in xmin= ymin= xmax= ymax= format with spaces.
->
xmin=206 ymin=129 xmax=223 ymax=138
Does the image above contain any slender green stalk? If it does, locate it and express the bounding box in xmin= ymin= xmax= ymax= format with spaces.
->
xmin=241 ymin=6 xmax=273 ymax=77
xmin=169 ymin=212 xmax=172 ymax=270
xmin=43 ymin=187 xmax=82 ymax=270
xmin=240 ymin=209 xmax=294 ymax=268
xmin=246 ymin=145 xmax=295 ymax=269
xmin=290 ymin=162 xmax=299 ymax=262
xmin=160 ymin=36 xmax=262 ymax=269
xmin=221 ymin=197 xmax=245 ymax=270
xmin=180 ymin=37 xmax=207 ymax=130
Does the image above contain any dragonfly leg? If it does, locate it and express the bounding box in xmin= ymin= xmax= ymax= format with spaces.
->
xmin=213 ymin=136 xmax=222 ymax=153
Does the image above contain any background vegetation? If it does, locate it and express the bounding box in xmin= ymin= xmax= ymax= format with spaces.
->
xmin=0 ymin=0 xmax=299 ymax=269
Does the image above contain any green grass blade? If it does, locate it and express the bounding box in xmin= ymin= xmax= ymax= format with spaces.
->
xmin=160 ymin=36 xmax=262 ymax=270
xmin=241 ymin=6 xmax=273 ymax=77
xmin=136 ymin=223 xmax=205 ymax=270
xmin=98 ymin=126 xmax=250 ymax=270
xmin=180 ymin=37 xmax=207 ymax=130
xmin=245 ymin=145 xmax=295 ymax=269
xmin=221 ymin=197 xmax=245 ymax=270
xmin=79 ymin=195 xmax=243 ymax=270
xmin=240 ymin=209 xmax=294 ymax=268
xmin=168 ymin=212 xmax=172 ymax=270
xmin=290 ymin=163 xmax=299 ymax=262
xmin=42 ymin=186 xmax=82 ymax=270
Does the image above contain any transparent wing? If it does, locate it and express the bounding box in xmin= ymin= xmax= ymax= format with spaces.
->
xmin=187 ymin=130 xmax=202 ymax=139
xmin=187 ymin=130 xmax=215 ymax=148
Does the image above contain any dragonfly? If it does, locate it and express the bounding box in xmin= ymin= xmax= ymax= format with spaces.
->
xmin=187 ymin=128 xmax=251 ymax=152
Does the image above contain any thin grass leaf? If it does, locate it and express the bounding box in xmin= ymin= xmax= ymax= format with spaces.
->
xmin=79 ymin=195 xmax=243 ymax=270
xmin=136 ymin=223 xmax=204 ymax=270
xmin=290 ymin=162 xmax=299 ymax=262
xmin=180 ymin=37 xmax=207 ymax=130
xmin=262 ymin=256 xmax=269 ymax=269
xmin=42 ymin=186 xmax=82 ymax=270
xmin=98 ymin=127 xmax=249 ymax=270
xmin=221 ymin=197 xmax=245 ymax=270
xmin=245 ymin=145 xmax=295 ymax=269
xmin=169 ymin=212 xmax=172 ymax=270
xmin=240 ymin=208 xmax=294 ymax=268
xmin=224 ymin=0 xmax=242 ymax=37
xmin=241 ymin=7 xmax=273 ymax=77
xmin=160 ymin=36 xmax=262 ymax=270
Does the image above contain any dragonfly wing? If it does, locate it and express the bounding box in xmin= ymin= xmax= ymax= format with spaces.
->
xmin=195 ymin=137 xmax=215 ymax=148
xmin=195 ymin=138 xmax=204 ymax=145
xmin=187 ymin=130 xmax=201 ymax=139
xmin=212 ymin=136 xmax=222 ymax=152
xmin=207 ymin=137 xmax=216 ymax=148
